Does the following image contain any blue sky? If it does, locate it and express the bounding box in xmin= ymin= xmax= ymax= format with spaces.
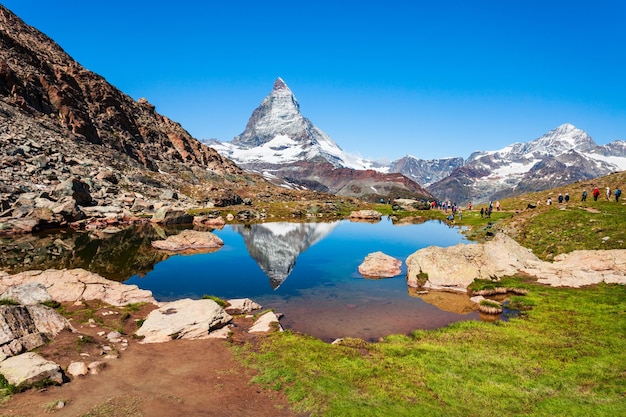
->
xmin=3 ymin=0 xmax=625 ymax=160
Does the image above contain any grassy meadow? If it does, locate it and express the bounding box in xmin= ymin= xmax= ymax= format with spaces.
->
xmin=240 ymin=171 xmax=626 ymax=416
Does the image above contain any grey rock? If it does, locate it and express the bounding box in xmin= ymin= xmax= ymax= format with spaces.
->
xmin=0 ymin=282 xmax=52 ymax=305
xmin=0 ymin=304 xmax=72 ymax=356
xmin=0 ymin=352 xmax=64 ymax=387
xmin=136 ymin=298 xmax=232 ymax=343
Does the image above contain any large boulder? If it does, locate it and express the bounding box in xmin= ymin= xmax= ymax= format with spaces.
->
xmin=136 ymin=298 xmax=232 ymax=343
xmin=406 ymin=233 xmax=626 ymax=290
xmin=0 ymin=269 xmax=156 ymax=307
xmin=358 ymin=252 xmax=402 ymax=278
xmin=0 ymin=352 xmax=64 ymax=388
xmin=51 ymin=178 xmax=93 ymax=206
xmin=405 ymin=233 xmax=540 ymax=291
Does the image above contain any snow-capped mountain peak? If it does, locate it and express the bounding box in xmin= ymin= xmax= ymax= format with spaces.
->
xmin=211 ymin=78 xmax=378 ymax=170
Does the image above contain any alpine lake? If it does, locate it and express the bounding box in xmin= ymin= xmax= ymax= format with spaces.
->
xmin=0 ymin=218 xmax=505 ymax=342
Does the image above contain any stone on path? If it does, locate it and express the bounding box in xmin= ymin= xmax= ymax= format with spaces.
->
xmin=0 ymin=352 xmax=64 ymax=387
xmin=136 ymin=298 xmax=232 ymax=343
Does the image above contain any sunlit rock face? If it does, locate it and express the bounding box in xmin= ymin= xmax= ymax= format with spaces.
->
xmin=231 ymin=222 xmax=338 ymax=288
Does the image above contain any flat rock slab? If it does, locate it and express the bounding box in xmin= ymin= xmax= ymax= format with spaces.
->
xmin=0 ymin=352 xmax=64 ymax=387
xmin=136 ymin=298 xmax=232 ymax=343
xmin=358 ymin=251 xmax=402 ymax=278
xmin=0 ymin=282 xmax=51 ymax=305
xmin=151 ymin=229 xmax=224 ymax=252
xmin=0 ymin=269 xmax=156 ymax=307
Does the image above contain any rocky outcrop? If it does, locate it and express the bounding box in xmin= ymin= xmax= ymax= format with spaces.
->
xmin=0 ymin=269 xmax=156 ymax=306
xmin=0 ymin=282 xmax=51 ymax=305
xmin=406 ymin=233 xmax=626 ymax=290
xmin=523 ymin=249 xmax=626 ymax=287
xmin=151 ymin=229 xmax=224 ymax=252
xmin=135 ymin=298 xmax=233 ymax=343
xmin=0 ymin=304 xmax=72 ymax=356
xmin=358 ymin=252 xmax=402 ymax=278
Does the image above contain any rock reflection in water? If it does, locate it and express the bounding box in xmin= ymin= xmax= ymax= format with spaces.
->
xmin=0 ymin=224 xmax=179 ymax=281
xmin=231 ymin=222 xmax=339 ymax=288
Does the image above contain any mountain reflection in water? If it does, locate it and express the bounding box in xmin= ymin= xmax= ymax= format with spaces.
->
xmin=1 ymin=220 xmax=482 ymax=341
xmin=231 ymin=222 xmax=338 ymax=288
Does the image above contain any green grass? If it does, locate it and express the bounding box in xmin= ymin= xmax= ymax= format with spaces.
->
xmin=241 ymin=277 xmax=626 ymax=416
xmin=513 ymin=201 xmax=626 ymax=260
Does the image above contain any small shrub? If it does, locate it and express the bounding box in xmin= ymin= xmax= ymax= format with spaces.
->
xmin=201 ymin=295 xmax=228 ymax=308
xmin=0 ymin=298 xmax=19 ymax=306
xmin=41 ymin=300 xmax=61 ymax=309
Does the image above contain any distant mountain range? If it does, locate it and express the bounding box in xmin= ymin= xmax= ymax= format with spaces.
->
xmin=209 ymin=79 xmax=626 ymax=204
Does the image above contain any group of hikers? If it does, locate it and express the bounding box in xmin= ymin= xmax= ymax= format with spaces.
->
xmin=431 ymin=199 xmax=501 ymax=222
xmin=582 ymin=186 xmax=622 ymax=202
xmin=544 ymin=186 xmax=622 ymax=205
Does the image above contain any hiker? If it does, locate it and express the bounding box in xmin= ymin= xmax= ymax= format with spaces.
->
xmin=480 ymin=207 xmax=484 ymax=218
xmin=593 ymin=188 xmax=600 ymax=201
xmin=616 ymin=188 xmax=622 ymax=202
xmin=581 ymin=190 xmax=587 ymax=201
xmin=558 ymin=194 xmax=563 ymax=204
xmin=564 ymin=193 xmax=570 ymax=202
xmin=606 ymin=187 xmax=611 ymax=200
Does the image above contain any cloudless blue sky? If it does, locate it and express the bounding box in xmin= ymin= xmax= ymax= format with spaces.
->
xmin=3 ymin=0 xmax=625 ymax=160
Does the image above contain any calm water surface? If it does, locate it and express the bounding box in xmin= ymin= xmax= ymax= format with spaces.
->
xmin=125 ymin=219 xmax=480 ymax=341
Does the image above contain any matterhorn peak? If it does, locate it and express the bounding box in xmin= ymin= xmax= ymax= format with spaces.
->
xmin=273 ymin=77 xmax=289 ymax=91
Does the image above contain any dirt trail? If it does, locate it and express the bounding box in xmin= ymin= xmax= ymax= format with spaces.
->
xmin=0 ymin=310 xmax=304 ymax=417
